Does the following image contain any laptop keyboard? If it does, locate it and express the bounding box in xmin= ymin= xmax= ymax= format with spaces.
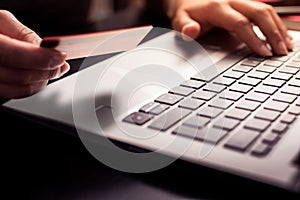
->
xmin=123 ymin=41 xmax=300 ymax=157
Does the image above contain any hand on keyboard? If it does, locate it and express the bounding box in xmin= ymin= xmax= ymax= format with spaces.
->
xmin=165 ymin=0 xmax=293 ymax=57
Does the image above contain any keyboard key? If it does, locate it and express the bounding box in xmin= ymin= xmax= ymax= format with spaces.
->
xmin=173 ymin=126 xmax=227 ymax=144
xmin=223 ymin=71 xmax=244 ymax=79
xmin=238 ymin=77 xmax=261 ymax=86
xmin=262 ymin=133 xmax=280 ymax=145
xmin=169 ymin=86 xmax=195 ymax=97
xmin=149 ymin=104 xmax=170 ymax=115
xmin=179 ymin=98 xmax=205 ymax=110
xmin=256 ymin=65 xmax=276 ymax=73
xmin=245 ymin=91 xmax=269 ymax=103
xmin=193 ymin=90 xmax=217 ymax=101
xmin=192 ymin=72 xmax=218 ymax=82
xmin=288 ymin=105 xmax=300 ymax=115
xmin=244 ymin=118 xmax=270 ymax=132
xmin=229 ymin=83 xmax=253 ymax=93
xmin=225 ymin=108 xmax=251 ymax=120
xmin=232 ymin=65 xmax=252 ymax=73
xmin=254 ymin=109 xmax=281 ymax=122
xmin=209 ymin=98 xmax=234 ymax=110
xmin=241 ymin=59 xmax=260 ymax=67
xmin=288 ymin=79 xmax=300 ymax=87
xmin=248 ymin=71 xmax=269 ymax=80
xmin=296 ymin=99 xmax=300 ymax=106
xmin=181 ymin=79 xmax=206 ymax=89
xmin=286 ymin=61 xmax=300 ymax=69
xmin=197 ymin=107 xmax=223 ymax=118
xmin=281 ymin=85 xmax=300 ymax=95
xmin=213 ymin=77 xmax=236 ymax=86
xmin=293 ymin=58 xmax=300 ymax=63
xmin=219 ymin=90 xmax=244 ymax=101
xmin=149 ymin=108 xmax=191 ymax=131
xmin=254 ymin=85 xmax=278 ymax=95
xmin=225 ymin=129 xmax=260 ymax=152
xmin=123 ymin=112 xmax=152 ymax=125
xmin=264 ymin=101 xmax=289 ymax=112
xmin=271 ymin=55 xmax=290 ymax=62
xmin=236 ymin=100 xmax=260 ymax=111
xmin=263 ymin=78 xmax=285 ymax=88
xmin=272 ymin=123 xmax=288 ymax=134
xmin=248 ymin=55 xmax=265 ymax=62
xmin=140 ymin=102 xmax=160 ymax=113
xmin=264 ymin=60 xmax=283 ymax=67
xmin=273 ymin=93 xmax=296 ymax=104
xmin=203 ymin=83 xmax=227 ymax=93
xmin=183 ymin=115 xmax=210 ymax=128
xmin=278 ymin=66 xmax=298 ymax=75
xmin=155 ymin=93 xmax=183 ymax=105
xmin=251 ymin=143 xmax=272 ymax=157
xmin=213 ymin=118 xmax=240 ymax=131
xmin=271 ymin=71 xmax=293 ymax=81
xmin=280 ymin=114 xmax=296 ymax=124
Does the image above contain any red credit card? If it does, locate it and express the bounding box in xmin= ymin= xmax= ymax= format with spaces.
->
xmin=40 ymin=25 xmax=153 ymax=60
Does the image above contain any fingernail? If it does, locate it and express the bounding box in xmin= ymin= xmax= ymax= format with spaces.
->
xmin=278 ymin=41 xmax=288 ymax=55
xmin=286 ymin=37 xmax=294 ymax=50
xmin=61 ymin=62 xmax=70 ymax=75
xmin=260 ymin=44 xmax=272 ymax=57
xmin=49 ymin=52 xmax=66 ymax=68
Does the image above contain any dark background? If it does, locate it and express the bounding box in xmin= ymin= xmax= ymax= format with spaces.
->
xmin=1 ymin=1 xmax=300 ymax=199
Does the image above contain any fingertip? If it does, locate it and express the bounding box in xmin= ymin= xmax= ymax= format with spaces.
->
xmin=61 ymin=62 xmax=70 ymax=75
xmin=182 ymin=22 xmax=201 ymax=41
xmin=48 ymin=51 xmax=67 ymax=69
xmin=285 ymin=37 xmax=294 ymax=51
xmin=259 ymin=44 xmax=273 ymax=57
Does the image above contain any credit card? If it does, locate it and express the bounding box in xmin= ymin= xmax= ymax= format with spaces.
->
xmin=40 ymin=25 xmax=153 ymax=60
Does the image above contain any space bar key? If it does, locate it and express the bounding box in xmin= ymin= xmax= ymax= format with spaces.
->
xmin=148 ymin=108 xmax=191 ymax=131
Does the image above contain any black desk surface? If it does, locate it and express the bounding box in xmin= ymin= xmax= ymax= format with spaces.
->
xmin=1 ymin=7 xmax=300 ymax=200
xmin=1 ymin=107 xmax=300 ymax=200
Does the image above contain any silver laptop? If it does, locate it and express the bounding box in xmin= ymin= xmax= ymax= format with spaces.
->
xmin=2 ymin=26 xmax=300 ymax=193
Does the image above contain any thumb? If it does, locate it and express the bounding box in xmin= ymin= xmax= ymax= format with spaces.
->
xmin=0 ymin=10 xmax=41 ymax=45
xmin=172 ymin=11 xmax=201 ymax=41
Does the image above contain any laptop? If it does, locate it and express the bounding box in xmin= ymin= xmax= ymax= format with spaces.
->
xmin=2 ymin=25 xmax=300 ymax=193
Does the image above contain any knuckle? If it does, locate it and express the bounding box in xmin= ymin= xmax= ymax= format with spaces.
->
xmin=255 ymin=6 xmax=272 ymax=17
xmin=235 ymin=18 xmax=251 ymax=29
xmin=278 ymin=26 xmax=287 ymax=34
xmin=265 ymin=5 xmax=275 ymax=13
xmin=208 ymin=0 xmax=223 ymax=9
xmin=17 ymin=26 xmax=37 ymax=41
xmin=271 ymin=29 xmax=282 ymax=39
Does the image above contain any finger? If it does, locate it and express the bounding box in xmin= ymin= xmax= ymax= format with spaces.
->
xmin=230 ymin=1 xmax=288 ymax=55
xmin=0 ymin=34 xmax=66 ymax=70
xmin=172 ymin=10 xmax=201 ymax=41
xmin=0 ymin=10 xmax=41 ymax=45
xmin=50 ymin=62 xmax=70 ymax=80
xmin=269 ymin=10 xmax=294 ymax=50
xmin=0 ymin=81 xmax=48 ymax=99
xmin=0 ymin=62 xmax=70 ymax=84
xmin=205 ymin=3 xmax=272 ymax=57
